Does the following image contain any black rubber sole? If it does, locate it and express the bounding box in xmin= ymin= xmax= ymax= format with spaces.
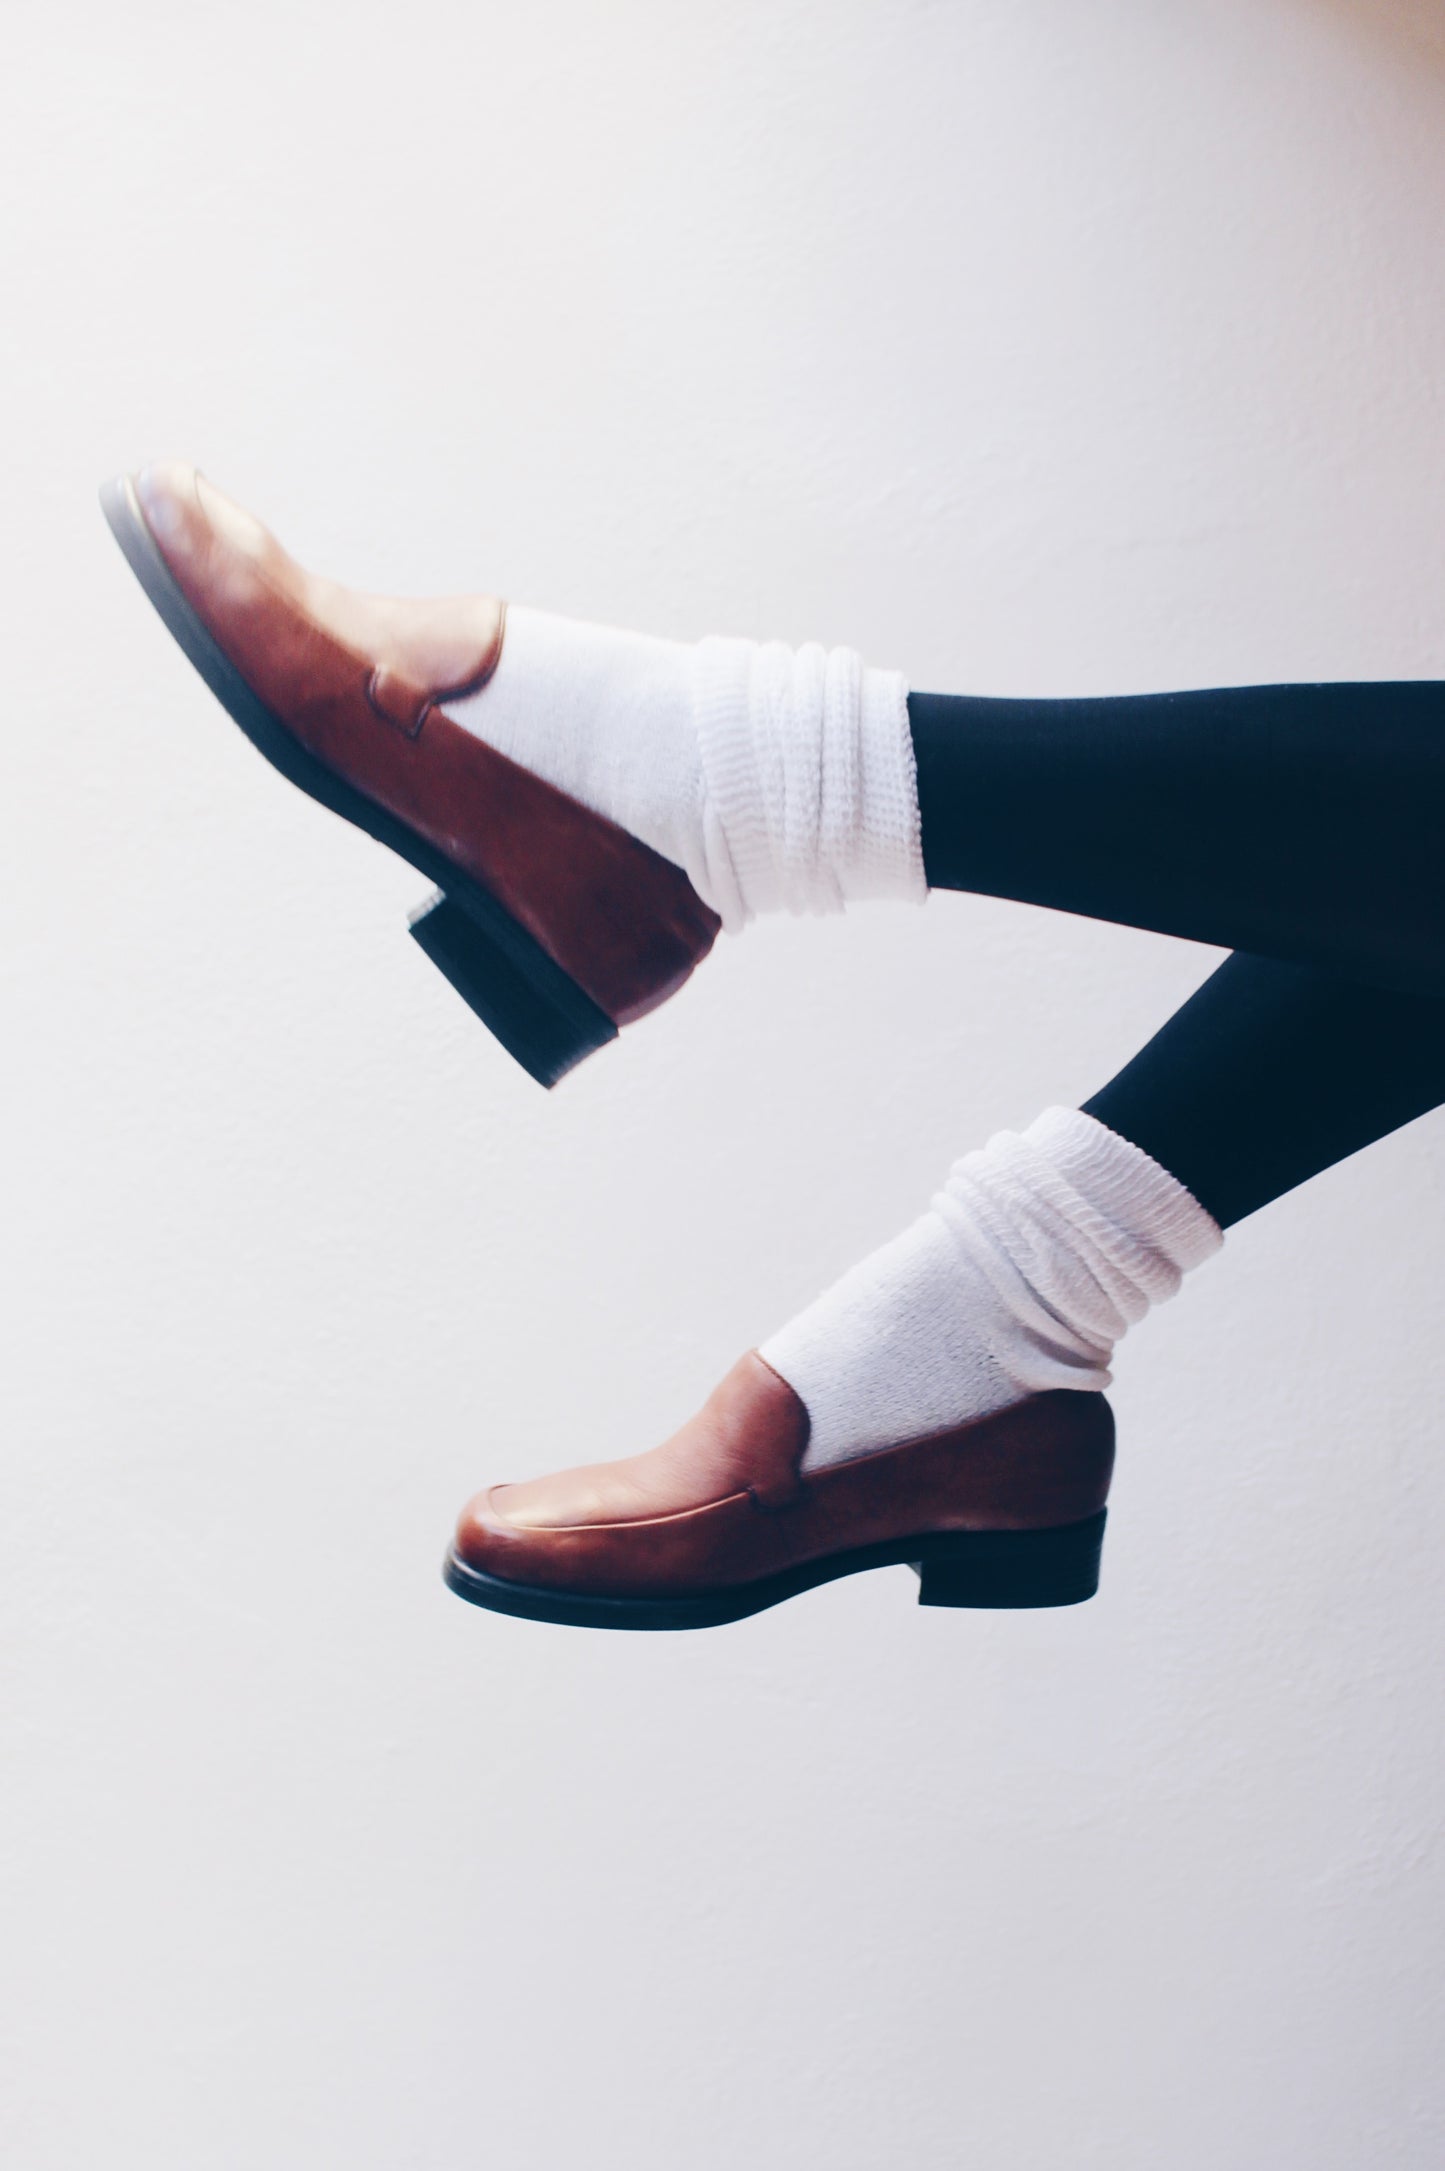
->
xmin=442 ymin=1510 xmax=1107 ymax=1631
xmin=100 ymin=475 xmax=617 ymax=1088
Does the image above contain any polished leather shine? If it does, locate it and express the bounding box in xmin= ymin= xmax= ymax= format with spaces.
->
xmin=131 ymin=463 xmax=721 ymax=1024
xmin=454 ymin=1354 xmax=1115 ymax=1598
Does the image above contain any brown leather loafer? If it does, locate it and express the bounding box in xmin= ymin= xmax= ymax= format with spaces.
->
xmin=101 ymin=464 xmax=720 ymax=1086
xmin=445 ymin=1354 xmax=1115 ymax=1629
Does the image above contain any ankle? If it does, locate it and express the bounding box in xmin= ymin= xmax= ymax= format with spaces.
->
xmin=450 ymin=606 xmax=924 ymax=929
xmin=764 ymin=1109 xmax=1222 ymax=1474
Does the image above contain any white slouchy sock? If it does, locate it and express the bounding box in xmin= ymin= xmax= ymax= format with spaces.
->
xmin=761 ymin=1108 xmax=1223 ymax=1472
xmin=448 ymin=607 xmax=925 ymax=930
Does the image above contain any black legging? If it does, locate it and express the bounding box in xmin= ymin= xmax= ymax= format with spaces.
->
xmin=908 ymin=681 xmax=1445 ymax=1227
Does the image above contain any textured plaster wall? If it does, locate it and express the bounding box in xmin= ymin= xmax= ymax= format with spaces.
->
xmin=4 ymin=3 xmax=1445 ymax=2165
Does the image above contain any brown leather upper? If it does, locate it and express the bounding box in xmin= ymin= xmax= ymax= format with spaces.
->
xmin=134 ymin=463 xmax=720 ymax=1024
xmin=454 ymin=1354 xmax=1115 ymax=1597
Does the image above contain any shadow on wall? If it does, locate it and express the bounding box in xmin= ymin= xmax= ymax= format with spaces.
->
xmin=1318 ymin=0 xmax=1445 ymax=68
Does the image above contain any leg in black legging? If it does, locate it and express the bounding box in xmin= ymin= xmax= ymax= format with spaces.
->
xmin=909 ymin=683 xmax=1445 ymax=996
xmin=1083 ymin=954 xmax=1445 ymax=1227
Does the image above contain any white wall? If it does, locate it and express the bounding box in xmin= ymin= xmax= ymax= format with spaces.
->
xmin=5 ymin=2 xmax=1445 ymax=2164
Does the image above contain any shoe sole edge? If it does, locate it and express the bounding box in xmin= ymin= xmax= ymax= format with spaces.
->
xmin=442 ymin=1510 xmax=1107 ymax=1631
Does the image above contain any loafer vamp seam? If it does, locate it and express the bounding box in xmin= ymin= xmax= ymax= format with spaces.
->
xmin=485 ymin=1485 xmax=756 ymax=1536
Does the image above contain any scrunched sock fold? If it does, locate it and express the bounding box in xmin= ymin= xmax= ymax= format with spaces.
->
xmin=692 ymin=636 xmax=923 ymax=926
xmin=761 ymin=1108 xmax=1223 ymax=1473
xmin=448 ymin=606 xmax=924 ymax=929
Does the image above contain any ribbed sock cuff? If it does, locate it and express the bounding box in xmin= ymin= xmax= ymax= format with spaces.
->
xmin=1026 ymin=1108 xmax=1224 ymax=1278
xmin=694 ymin=636 xmax=925 ymax=928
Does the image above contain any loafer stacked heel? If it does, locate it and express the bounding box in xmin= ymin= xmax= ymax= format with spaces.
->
xmin=910 ymin=1512 xmax=1107 ymax=1610
xmin=406 ymin=889 xmax=616 ymax=1086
